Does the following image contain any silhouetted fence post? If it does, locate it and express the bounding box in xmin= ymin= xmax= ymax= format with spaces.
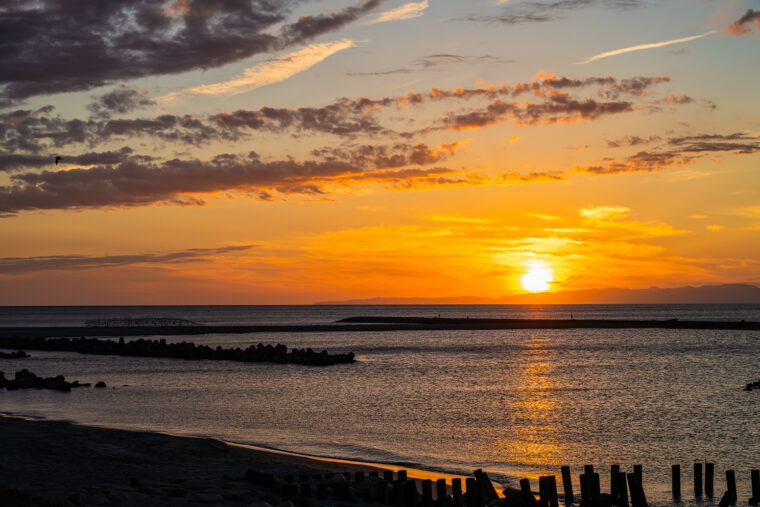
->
xmin=694 ymin=463 xmax=703 ymax=498
xmin=561 ymin=466 xmax=574 ymax=505
xmin=584 ymin=465 xmax=595 ymax=475
xmin=398 ymin=470 xmax=408 ymax=482
xmin=384 ymin=470 xmax=394 ymax=482
xmin=634 ymin=465 xmax=643 ymax=486
xmin=726 ymin=470 xmax=737 ymax=504
xmin=706 ymin=463 xmax=714 ymax=497
xmin=750 ymin=470 xmax=760 ymax=505
xmin=672 ymin=465 xmax=681 ymax=500
xmin=466 ymin=477 xmax=483 ymax=507
xmin=452 ymin=478 xmax=463 ymax=507
xmin=423 ymin=479 xmax=433 ymax=507
xmin=539 ymin=475 xmax=559 ymax=507
xmin=612 ymin=471 xmax=629 ymax=507
xmin=611 ymin=465 xmax=620 ymax=495
xmin=436 ymin=478 xmax=448 ymax=507
xmin=521 ymin=478 xmax=536 ymax=507
xmin=627 ymin=473 xmax=648 ymax=507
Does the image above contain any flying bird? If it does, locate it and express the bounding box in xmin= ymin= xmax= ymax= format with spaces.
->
xmin=55 ymin=156 xmax=62 ymax=165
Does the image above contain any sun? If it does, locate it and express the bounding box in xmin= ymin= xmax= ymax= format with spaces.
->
xmin=520 ymin=263 xmax=554 ymax=292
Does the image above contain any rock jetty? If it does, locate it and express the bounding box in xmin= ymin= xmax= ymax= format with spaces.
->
xmin=0 ymin=369 xmax=93 ymax=392
xmin=0 ymin=336 xmax=355 ymax=366
xmin=0 ymin=350 xmax=29 ymax=359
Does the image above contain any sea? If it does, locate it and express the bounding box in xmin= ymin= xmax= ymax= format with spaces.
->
xmin=2 ymin=304 xmax=760 ymax=505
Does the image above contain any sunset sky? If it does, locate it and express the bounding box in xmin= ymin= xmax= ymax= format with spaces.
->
xmin=1 ymin=0 xmax=759 ymax=304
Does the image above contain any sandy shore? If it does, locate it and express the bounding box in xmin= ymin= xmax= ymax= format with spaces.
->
xmin=0 ymin=415 xmax=472 ymax=506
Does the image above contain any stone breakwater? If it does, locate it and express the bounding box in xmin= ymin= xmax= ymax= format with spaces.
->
xmin=0 ymin=368 xmax=104 ymax=392
xmin=0 ymin=335 xmax=356 ymax=366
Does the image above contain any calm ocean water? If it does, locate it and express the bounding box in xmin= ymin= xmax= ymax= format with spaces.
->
xmin=2 ymin=304 xmax=760 ymax=504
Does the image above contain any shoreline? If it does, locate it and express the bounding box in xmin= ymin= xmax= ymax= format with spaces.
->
xmin=0 ymin=317 xmax=758 ymax=338
xmin=0 ymin=413 xmax=475 ymax=506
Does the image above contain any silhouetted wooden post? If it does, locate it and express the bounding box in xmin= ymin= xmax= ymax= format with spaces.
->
xmin=672 ymin=465 xmax=681 ymax=500
xmin=580 ymin=473 xmax=599 ymax=507
xmin=719 ymin=491 xmax=732 ymax=507
xmin=473 ymin=469 xmax=498 ymax=500
xmin=561 ymin=466 xmax=574 ymax=505
xmin=694 ymin=463 xmax=703 ymax=498
xmin=627 ymin=473 xmax=648 ymax=507
xmin=521 ymin=478 xmax=536 ymax=507
xmin=384 ymin=470 xmax=394 ymax=482
xmin=610 ymin=465 xmax=620 ymax=495
xmin=539 ymin=477 xmax=550 ymax=507
xmin=393 ymin=481 xmax=405 ymax=507
xmin=355 ymin=471 xmax=365 ymax=482
xmin=422 ymin=479 xmax=433 ymax=507
xmin=405 ymin=480 xmax=418 ymax=506
xmin=540 ymin=475 xmax=559 ymax=507
xmin=634 ymin=465 xmax=642 ymax=486
xmin=452 ymin=478 xmax=463 ymax=507
xmin=706 ymin=463 xmax=714 ymax=497
xmin=726 ymin=470 xmax=737 ymax=504
xmin=751 ymin=470 xmax=760 ymax=505
xmin=398 ymin=470 xmax=408 ymax=482
xmin=370 ymin=470 xmax=380 ymax=478
xmin=585 ymin=465 xmax=595 ymax=475
xmin=579 ymin=474 xmax=589 ymax=507
xmin=466 ymin=478 xmax=482 ymax=507
xmin=436 ymin=478 xmax=448 ymax=507
xmin=613 ymin=472 xmax=629 ymax=507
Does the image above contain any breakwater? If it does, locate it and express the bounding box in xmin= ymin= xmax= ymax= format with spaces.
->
xmin=0 ymin=317 xmax=757 ymax=339
xmin=0 ymin=335 xmax=355 ymax=366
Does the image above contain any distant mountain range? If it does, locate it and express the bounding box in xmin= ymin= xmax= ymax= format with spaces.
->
xmin=315 ymin=283 xmax=760 ymax=305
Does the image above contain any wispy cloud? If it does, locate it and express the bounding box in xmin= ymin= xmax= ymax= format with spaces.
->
xmin=580 ymin=31 xmax=715 ymax=64
xmin=160 ymin=39 xmax=355 ymax=102
xmin=368 ymin=1 xmax=428 ymax=24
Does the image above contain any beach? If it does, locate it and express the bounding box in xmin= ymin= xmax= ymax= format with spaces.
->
xmin=0 ymin=414 xmax=471 ymax=506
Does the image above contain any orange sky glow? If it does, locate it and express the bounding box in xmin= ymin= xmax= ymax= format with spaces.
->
xmin=0 ymin=1 xmax=758 ymax=304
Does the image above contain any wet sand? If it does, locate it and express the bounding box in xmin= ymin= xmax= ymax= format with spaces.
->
xmin=0 ymin=415 xmax=468 ymax=506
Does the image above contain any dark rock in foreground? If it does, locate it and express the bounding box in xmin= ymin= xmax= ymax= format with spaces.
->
xmin=0 ymin=335 xmax=355 ymax=366
xmin=0 ymin=369 xmax=92 ymax=392
xmin=0 ymin=350 xmax=29 ymax=359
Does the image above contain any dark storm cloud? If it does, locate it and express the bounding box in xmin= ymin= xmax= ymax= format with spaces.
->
xmin=725 ymin=9 xmax=760 ymax=36
xmin=0 ymin=0 xmax=384 ymax=104
xmin=87 ymin=85 xmax=156 ymax=117
xmin=0 ymin=245 xmax=254 ymax=275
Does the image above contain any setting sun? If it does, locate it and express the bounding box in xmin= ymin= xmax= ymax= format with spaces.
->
xmin=521 ymin=263 xmax=554 ymax=293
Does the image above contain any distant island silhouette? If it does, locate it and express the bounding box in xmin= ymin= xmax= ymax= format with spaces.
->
xmin=315 ymin=283 xmax=760 ymax=305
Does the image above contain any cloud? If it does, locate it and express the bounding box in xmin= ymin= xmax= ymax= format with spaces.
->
xmin=1 ymin=73 xmax=675 ymax=153
xmin=0 ymin=245 xmax=254 ymax=275
xmin=465 ymin=0 xmax=641 ymax=25
xmin=0 ymin=147 xmax=137 ymax=173
xmin=0 ymin=0 xmax=383 ymax=104
xmin=368 ymin=1 xmax=428 ymax=24
xmin=87 ymin=85 xmax=156 ymax=117
xmin=607 ymin=135 xmax=661 ymax=148
xmin=0 ymin=145 xmax=483 ymax=216
xmin=580 ymin=31 xmax=715 ymax=64
xmin=160 ymin=39 xmax=356 ymax=102
xmin=575 ymin=132 xmax=760 ymax=175
xmin=725 ymin=9 xmax=760 ymax=36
